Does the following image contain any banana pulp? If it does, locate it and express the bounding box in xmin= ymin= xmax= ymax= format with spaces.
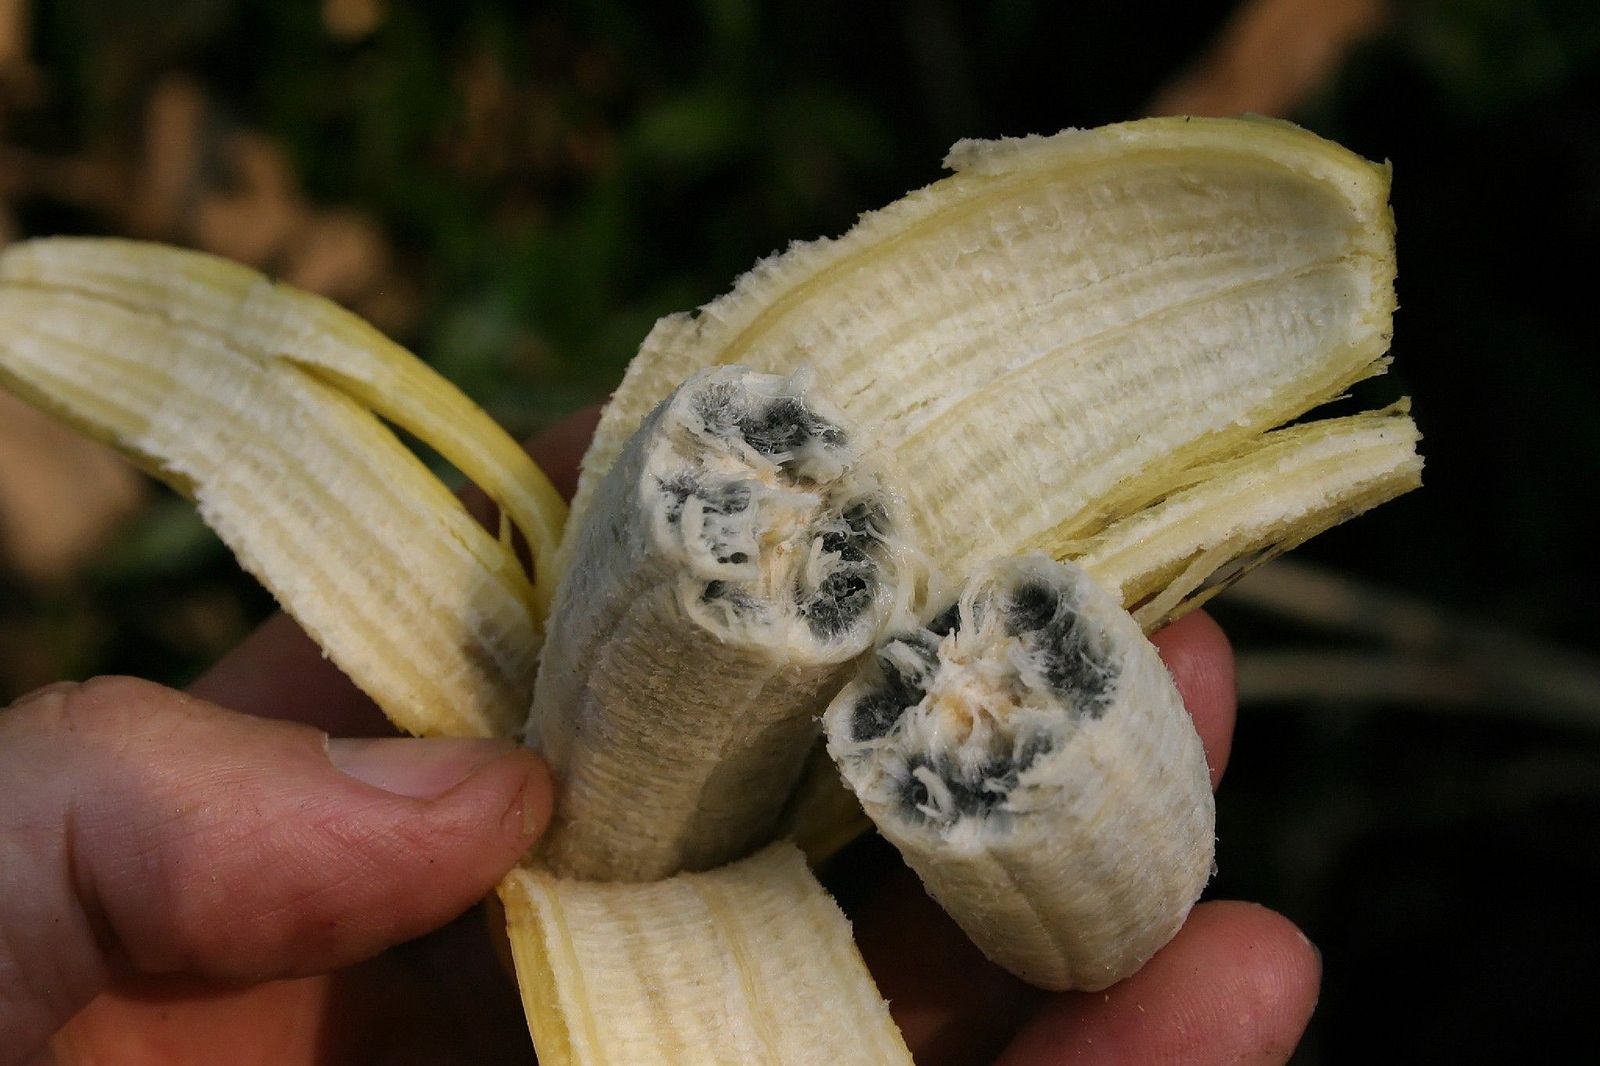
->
xmin=532 ymin=365 xmax=915 ymax=881
xmin=824 ymin=555 xmax=1213 ymax=990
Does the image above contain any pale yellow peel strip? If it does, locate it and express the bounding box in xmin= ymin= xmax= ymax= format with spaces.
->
xmin=497 ymin=845 xmax=911 ymax=1066
xmin=0 ymin=237 xmax=556 ymax=737
xmin=0 ymin=236 xmax=568 ymax=617
xmin=1071 ymin=404 xmax=1424 ymax=628
xmin=568 ymin=116 xmax=1398 ymax=580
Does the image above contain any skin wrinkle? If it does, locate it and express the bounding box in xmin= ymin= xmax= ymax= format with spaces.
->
xmin=61 ymin=796 xmax=119 ymax=997
xmin=70 ymin=710 xmax=333 ymax=975
xmin=245 ymin=776 xmax=537 ymax=955
xmin=217 ymin=814 xmax=405 ymax=965
xmin=1 ymin=690 xmax=108 ymax=1051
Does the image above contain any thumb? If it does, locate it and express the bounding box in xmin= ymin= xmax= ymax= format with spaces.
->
xmin=0 ymin=676 xmax=552 ymax=1061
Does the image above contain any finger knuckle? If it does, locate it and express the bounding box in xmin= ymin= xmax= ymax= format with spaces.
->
xmin=6 ymin=675 xmax=184 ymax=740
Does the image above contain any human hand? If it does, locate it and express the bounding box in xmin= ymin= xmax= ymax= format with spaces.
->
xmin=0 ymin=412 xmax=597 ymax=1066
xmin=1 ymin=409 xmax=1318 ymax=1065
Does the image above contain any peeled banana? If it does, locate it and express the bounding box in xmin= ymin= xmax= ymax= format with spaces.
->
xmin=0 ymin=115 xmax=1425 ymax=1064
xmin=531 ymin=365 xmax=915 ymax=881
xmin=823 ymin=554 xmax=1213 ymax=991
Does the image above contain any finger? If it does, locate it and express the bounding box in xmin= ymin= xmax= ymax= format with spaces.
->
xmin=1150 ymin=609 xmax=1237 ymax=788
xmin=526 ymin=404 xmax=601 ymax=502
xmin=993 ymin=901 xmax=1321 ymax=1066
xmin=840 ymin=609 xmax=1239 ymax=1063
xmin=186 ymin=612 xmax=392 ymax=735
xmin=50 ymin=906 xmax=535 ymax=1066
xmin=833 ymin=836 xmax=1042 ymax=1066
xmin=0 ymin=676 xmax=554 ymax=1066
xmin=187 ymin=405 xmax=602 ymax=733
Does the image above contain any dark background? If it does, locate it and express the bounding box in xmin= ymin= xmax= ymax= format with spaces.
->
xmin=2 ymin=1 xmax=1597 ymax=1060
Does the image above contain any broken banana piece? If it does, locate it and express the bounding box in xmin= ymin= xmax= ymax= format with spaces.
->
xmin=532 ymin=365 xmax=916 ymax=881
xmin=786 ymin=406 xmax=1423 ymax=865
xmin=824 ymin=554 xmax=1214 ymax=991
xmin=498 ymin=843 xmax=913 ymax=1066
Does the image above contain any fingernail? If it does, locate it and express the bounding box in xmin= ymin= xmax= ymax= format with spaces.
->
xmin=327 ymin=736 xmax=518 ymax=799
xmin=520 ymin=782 xmax=553 ymax=839
xmin=1298 ymin=927 xmax=1324 ymax=967
xmin=516 ymin=757 xmax=555 ymax=839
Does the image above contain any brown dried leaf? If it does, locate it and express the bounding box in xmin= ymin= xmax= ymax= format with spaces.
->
xmin=0 ymin=0 xmax=27 ymax=71
xmin=191 ymin=130 xmax=309 ymax=266
xmin=1148 ymin=0 xmax=1388 ymax=119
xmin=0 ymin=390 xmax=146 ymax=583
xmin=282 ymin=208 xmax=390 ymax=306
xmin=131 ymin=75 xmax=207 ymax=238
xmin=323 ymin=0 xmax=385 ymax=42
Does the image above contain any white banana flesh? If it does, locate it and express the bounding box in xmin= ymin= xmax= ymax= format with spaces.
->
xmin=532 ymin=365 xmax=915 ymax=881
xmin=498 ymin=843 xmax=912 ymax=1066
xmin=823 ymin=554 xmax=1214 ymax=991
xmin=0 ymin=238 xmax=566 ymax=738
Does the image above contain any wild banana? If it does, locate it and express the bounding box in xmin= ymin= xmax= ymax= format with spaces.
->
xmin=823 ymin=554 xmax=1212 ymax=991
xmin=0 ymin=114 xmax=1423 ymax=1063
xmin=531 ymin=365 xmax=915 ymax=881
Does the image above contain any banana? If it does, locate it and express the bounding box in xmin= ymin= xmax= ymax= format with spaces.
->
xmin=498 ymin=843 xmax=912 ymax=1065
xmin=531 ymin=365 xmax=916 ymax=881
xmin=823 ymin=554 xmax=1213 ymax=991
xmin=0 ymin=115 xmax=1425 ymax=1063
xmin=0 ymin=238 xmax=565 ymax=738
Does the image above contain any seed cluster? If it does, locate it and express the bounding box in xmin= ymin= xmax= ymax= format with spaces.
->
xmin=657 ymin=380 xmax=896 ymax=644
xmin=843 ymin=569 xmax=1123 ymax=828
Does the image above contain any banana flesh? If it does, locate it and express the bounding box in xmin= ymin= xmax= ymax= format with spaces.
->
xmin=498 ymin=843 xmax=912 ymax=1066
xmin=567 ymin=117 xmax=1399 ymax=584
xmin=532 ymin=365 xmax=916 ymax=881
xmin=0 ymin=238 xmax=566 ymax=738
xmin=823 ymin=554 xmax=1213 ymax=990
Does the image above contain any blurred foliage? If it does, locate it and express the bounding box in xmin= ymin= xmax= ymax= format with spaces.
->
xmin=3 ymin=0 xmax=1600 ymax=1060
